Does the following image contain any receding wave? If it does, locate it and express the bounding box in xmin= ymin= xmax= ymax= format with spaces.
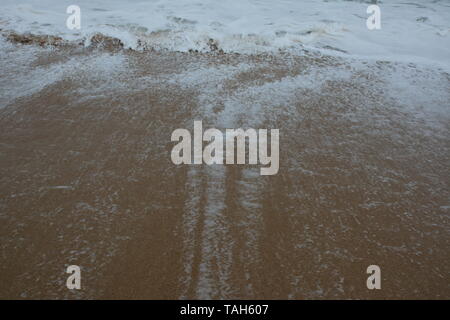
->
xmin=0 ymin=0 xmax=449 ymax=67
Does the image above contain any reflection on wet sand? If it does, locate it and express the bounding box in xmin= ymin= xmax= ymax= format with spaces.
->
xmin=0 ymin=44 xmax=449 ymax=299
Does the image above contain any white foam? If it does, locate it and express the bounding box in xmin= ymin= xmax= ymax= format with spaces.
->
xmin=0 ymin=0 xmax=449 ymax=67
xmin=0 ymin=37 xmax=127 ymax=107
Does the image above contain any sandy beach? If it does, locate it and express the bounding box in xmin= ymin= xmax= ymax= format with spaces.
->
xmin=0 ymin=33 xmax=449 ymax=299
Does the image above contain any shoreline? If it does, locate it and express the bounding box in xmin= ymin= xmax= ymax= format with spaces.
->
xmin=0 ymin=36 xmax=449 ymax=299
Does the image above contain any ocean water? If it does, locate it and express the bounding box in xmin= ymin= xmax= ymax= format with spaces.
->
xmin=0 ymin=0 xmax=449 ymax=67
xmin=0 ymin=1 xmax=449 ymax=300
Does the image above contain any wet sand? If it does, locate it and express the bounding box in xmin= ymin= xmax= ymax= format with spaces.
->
xmin=0 ymin=41 xmax=449 ymax=299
